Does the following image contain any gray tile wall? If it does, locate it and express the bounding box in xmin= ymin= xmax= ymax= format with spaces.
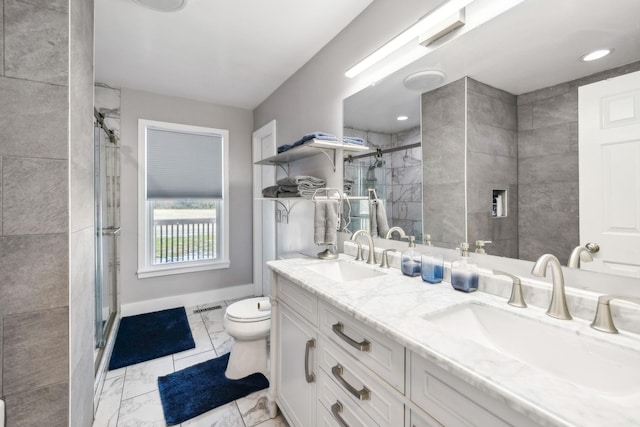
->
xmin=466 ymin=78 xmax=518 ymax=258
xmin=0 ymin=0 xmax=95 ymax=425
xmin=422 ymin=78 xmax=466 ymax=249
xmin=516 ymin=61 xmax=640 ymax=264
xmin=69 ymin=0 xmax=96 ymax=425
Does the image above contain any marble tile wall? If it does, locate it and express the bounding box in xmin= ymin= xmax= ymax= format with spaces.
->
xmin=516 ymin=61 xmax=640 ymax=264
xmin=69 ymin=0 xmax=96 ymax=425
xmin=0 ymin=0 xmax=95 ymax=425
xmin=422 ymin=78 xmax=466 ymax=249
xmin=343 ymin=127 xmax=422 ymax=239
xmin=466 ymin=78 xmax=518 ymax=258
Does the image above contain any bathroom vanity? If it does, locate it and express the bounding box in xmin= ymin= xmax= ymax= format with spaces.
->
xmin=267 ymin=255 xmax=640 ymax=427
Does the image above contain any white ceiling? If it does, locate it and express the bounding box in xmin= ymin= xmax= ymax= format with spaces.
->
xmin=344 ymin=0 xmax=640 ymax=134
xmin=95 ymin=0 xmax=373 ymax=110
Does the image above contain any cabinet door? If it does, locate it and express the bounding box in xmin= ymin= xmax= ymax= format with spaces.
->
xmin=277 ymin=303 xmax=317 ymax=427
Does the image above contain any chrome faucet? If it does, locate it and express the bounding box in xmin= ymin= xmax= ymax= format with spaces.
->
xmin=531 ymin=254 xmax=572 ymax=320
xmin=385 ymin=226 xmax=406 ymax=240
xmin=590 ymin=295 xmax=640 ymax=333
xmin=351 ymin=229 xmax=376 ymax=265
xmin=492 ymin=270 xmax=527 ymax=308
xmin=567 ymin=245 xmax=594 ymax=268
xmin=380 ymin=249 xmax=396 ymax=268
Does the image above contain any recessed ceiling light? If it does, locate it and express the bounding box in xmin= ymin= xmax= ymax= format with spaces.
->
xmin=580 ymin=49 xmax=612 ymax=62
xmin=397 ymin=115 xmax=409 ymax=121
xmin=133 ymin=0 xmax=187 ymax=12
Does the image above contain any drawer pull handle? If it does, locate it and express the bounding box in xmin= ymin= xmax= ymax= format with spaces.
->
xmin=332 ymin=322 xmax=371 ymax=352
xmin=332 ymin=364 xmax=370 ymax=401
xmin=304 ymin=339 xmax=315 ymax=383
xmin=331 ymin=401 xmax=350 ymax=427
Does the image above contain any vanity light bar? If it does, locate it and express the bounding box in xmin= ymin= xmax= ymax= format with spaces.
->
xmin=345 ymin=0 xmax=474 ymax=78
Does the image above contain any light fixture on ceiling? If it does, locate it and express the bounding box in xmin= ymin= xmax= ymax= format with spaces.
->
xmin=344 ymin=0 xmax=473 ymax=79
xmin=132 ymin=0 xmax=187 ymax=12
xmin=403 ymin=70 xmax=446 ymax=91
xmin=397 ymin=115 xmax=409 ymax=121
xmin=580 ymin=49 xmax=612 ymax=62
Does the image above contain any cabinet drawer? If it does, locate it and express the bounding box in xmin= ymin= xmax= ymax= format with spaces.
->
xmin=409 ymin=408 xmax=443 ymax=427
xmin=278 ymin=276 xmax=318 ymax=326
xmin=318 ymin=300 xmax=405 ymax=392
xmin=318 ymin=337 xmax=404 ymax=427
xmin=409 ymin=352 xmax=537 ymax=427
xmin=317 ymin=368 xmax=381 ymax=427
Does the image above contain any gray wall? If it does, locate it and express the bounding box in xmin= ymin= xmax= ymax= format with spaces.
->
xmin=254 ymin=0 xmax=440 ymax=254
xmin=517 ymin=61 xmax=640 ymax=264
xmin=119 ymin=89 xmax=254 ymax=305
xmin=0 ymin=0 xmax=95 ymax=425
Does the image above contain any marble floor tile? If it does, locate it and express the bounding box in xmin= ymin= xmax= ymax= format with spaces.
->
xmin=209 ymin=330 xmax=233 ymax=356
xmin=174 ymin=321 xmax=214 ymax=360
xmin=93 ymin=375 xmax=125 ymax=427
xmin=237 ymin=389 xmax=271 ymax=427
xmin=185 ymin=305 xmax=203 ymax=327
xmin=201 ymin=307 xmax=226 ymax=334
xmin=106 ymin=366 xmax=126 ymax=380
xmin=254 ymin=415 xmax=290 ymax=427
xmin=121 ymin=356 xmax=174 ymax=401
xmin=181 ymin=401 xmax=245 ymax=427
xmin=173 ymin=349 xmax=218 ymax=372
xmin=116 ymin=390 xmax=165 ymax=427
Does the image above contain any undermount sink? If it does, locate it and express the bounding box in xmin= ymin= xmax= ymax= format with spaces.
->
xmin=424 ymin=302 xmax=640 ymax=396
xmin=303 ymin=260 xmax=384 ymax=282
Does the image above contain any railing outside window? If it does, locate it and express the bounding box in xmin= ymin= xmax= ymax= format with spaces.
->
xmin=154 ymin=218 xmax=216 ymax=264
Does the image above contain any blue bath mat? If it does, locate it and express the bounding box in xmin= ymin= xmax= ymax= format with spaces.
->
xmin=108 ymin=307 xmax=195 ymax=370
xmin=158 ymin=352 xmax=269 ymax=425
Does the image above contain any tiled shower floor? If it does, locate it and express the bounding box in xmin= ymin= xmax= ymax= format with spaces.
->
xmin=92 ymin=301 xmax=288 ymax=427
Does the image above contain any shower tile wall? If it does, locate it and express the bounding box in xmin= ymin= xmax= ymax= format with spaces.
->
xmin=0 ymin=0 xmax=95 ymax=425
xmin=516 ymin=61 xmax=640 ymax=264
xmin=421 ymin=78 xmax=466 ymax=249
xmin=466 ymin=78 xmax=518 ymax=258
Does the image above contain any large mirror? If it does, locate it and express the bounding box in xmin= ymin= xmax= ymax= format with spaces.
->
xmin=343 ymin=0 xmax=640 ymax=275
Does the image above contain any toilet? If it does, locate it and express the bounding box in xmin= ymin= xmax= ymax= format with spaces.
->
xmin=223 ymin=297 xmax=272 ymax=379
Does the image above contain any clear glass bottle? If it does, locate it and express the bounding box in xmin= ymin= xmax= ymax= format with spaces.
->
xmin=450 ymin=243 xmax=479 ymax=292
xmin=401 ymin=236 xmax=421 ymax=277
xmin=421 ymin=251 xmax=443 ymax=283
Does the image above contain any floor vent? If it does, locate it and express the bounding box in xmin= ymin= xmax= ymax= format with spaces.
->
xmin=193 ymin=305 xmax=222 ymax=314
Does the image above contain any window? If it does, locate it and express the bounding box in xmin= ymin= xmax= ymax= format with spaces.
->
xmin=137 ymin=119 xmax=229 ymax=278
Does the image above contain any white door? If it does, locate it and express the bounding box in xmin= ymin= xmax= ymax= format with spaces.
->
xmin=253 ymin=121 xmax=277 ymax=296
xmin=579 ymin=70 xmax=640 ymax=277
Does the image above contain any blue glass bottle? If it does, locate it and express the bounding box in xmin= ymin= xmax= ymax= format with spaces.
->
xmin=451 ymin=243 xmax=479 ymax=292
xmin=401 ymin=236 xmax=421 ymax=277
xmin=421 ymin=253 xmax=443 ymax=283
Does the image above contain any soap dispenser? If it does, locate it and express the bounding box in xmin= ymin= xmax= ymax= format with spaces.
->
xmin=450 ymin=242 xmax=479 ymax=292
xmin=401 ymin=236 xmax=421 ymax=277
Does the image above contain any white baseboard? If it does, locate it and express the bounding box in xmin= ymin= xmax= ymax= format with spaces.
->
xmin=120 ymin=283 xmax=256 ymax=316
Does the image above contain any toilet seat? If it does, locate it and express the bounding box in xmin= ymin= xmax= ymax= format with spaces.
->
xmin=225 ymin=297 xmax=271 ymax=323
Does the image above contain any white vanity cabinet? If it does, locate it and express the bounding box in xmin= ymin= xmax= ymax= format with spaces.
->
xmin=273 ymin=270 xmax=542 ymax=427
xmin=408 ymin=352 xmax=539 ymax=427
xmin=275 ymin=278 xmax=319 ymax=427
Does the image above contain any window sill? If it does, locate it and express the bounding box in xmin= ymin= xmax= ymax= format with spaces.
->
xmin=137 ymin=259 xmax=230 ymax=279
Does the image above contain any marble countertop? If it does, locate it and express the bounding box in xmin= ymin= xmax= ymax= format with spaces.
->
xmin=267 ymin=254 xmax=640 ymax=427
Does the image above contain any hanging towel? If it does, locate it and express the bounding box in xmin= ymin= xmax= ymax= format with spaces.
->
xmin=314 ymin=199 xmax=339 ymax=246
xmin=374 ymin=199 xmax=390 ymax=237
xmin=369 ymin=199 xmax=389 ymax=237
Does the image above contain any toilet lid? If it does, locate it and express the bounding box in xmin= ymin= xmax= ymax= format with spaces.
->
xmin=226 ymin=297 xmax=271 ymax=322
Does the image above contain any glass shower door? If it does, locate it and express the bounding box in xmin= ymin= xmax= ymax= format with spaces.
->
xmin=94 ymin=119 xmax=120 ymax=350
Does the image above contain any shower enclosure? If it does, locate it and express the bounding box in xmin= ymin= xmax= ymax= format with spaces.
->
xmin=94 ymin=110 xmax=120 ymax=366
xmin=343 ymin=158 xmax=387 ymax=234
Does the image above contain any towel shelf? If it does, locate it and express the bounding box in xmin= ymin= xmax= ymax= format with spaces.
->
xmin=255 ymin=139 xmax=370 ymax=173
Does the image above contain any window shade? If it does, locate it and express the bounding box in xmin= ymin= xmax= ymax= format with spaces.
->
xmin=147 ymin=128 xmax=223 ymax=199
